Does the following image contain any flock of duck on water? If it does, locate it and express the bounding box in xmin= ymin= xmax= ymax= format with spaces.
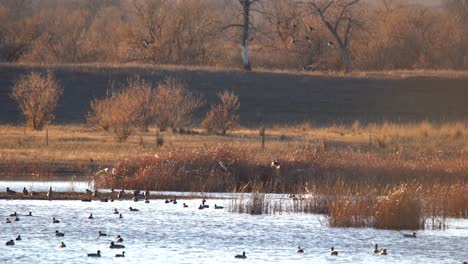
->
xmin=3 ymin=186 xmax=230 ymax=258
xmin=2 ymin=186 xmax=451 ymax=261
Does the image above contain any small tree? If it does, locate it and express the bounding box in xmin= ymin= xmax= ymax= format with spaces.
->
xmin=87 ymin=75 xmax=155 ymax=141
xmin=202 ymin=91 xmax=240 ymax=135
xmin=87 ymin=97 xmax=112 ymax=132
xmin=154 ymin=78 xmax=204 ymax=131
xmin=11 ymin=72 xmax=63 ymax=130
xmin=126 ymin=76 xmax=155 ymax=132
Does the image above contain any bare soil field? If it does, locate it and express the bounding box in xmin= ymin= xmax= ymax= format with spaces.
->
xmin=1 ymin=64 xmax=468 ymax=126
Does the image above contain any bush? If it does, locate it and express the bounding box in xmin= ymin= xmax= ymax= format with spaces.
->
xmin=154 ymin=78 xmax=204 ymax=131
xmin=10 ymin=72 xmax=63 ymax=130
xmin=202 ymin=90 xmax=240 ymax=134
xmin=87 ymin=98 xmax=112 ymax=132
xmin=126 ymin=76 xmax=156 ymax=132
xmin=87 ymin=75 xmax=154 ymax=141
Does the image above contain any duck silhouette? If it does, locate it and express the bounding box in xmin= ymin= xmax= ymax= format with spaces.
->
xmin=403 ymin=232 xmax=417 ymax=238
xmin=115 ymin=251 xmax=125 ymax=257
xmin=59 ymin=242 xmax=66 ymax=248
xmin=297 ymin=246 xmax=304 ymax=253
xmin=15 ymin=235 xmax=22 ymax=241
xmin=110 ymin=242 xmax=125 ymax=249
xmin=235 ymin=251 xmax=247 ymax=259
xmin=55 ymin=230 xmax=65 ymax=237
xmin=330 ymin=247 xmax=338 ymax=256
xmin=87 ymin=250 xmax=101 ymax=257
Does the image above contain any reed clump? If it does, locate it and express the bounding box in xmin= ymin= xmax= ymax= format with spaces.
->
xmin=327 ymin=183 xmax=468 ymax=230
xmin=374 ymin=184 xmax=423 ymax=230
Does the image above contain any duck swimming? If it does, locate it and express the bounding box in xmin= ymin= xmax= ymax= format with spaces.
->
xmin=330 ymin=247 xmax=338 ymax=256
xmin=214 ymin=204 xmax=224 ymax=209
xmin=297 ymin=246 xmax=304 ymax=253
xmin=6 ymin=218 xmax=11 ymax=223
xmin=22 ymin=187 xmax=28 ymax=195
xmin=55 ymin=230 xmax=65 ymax=237
xmin=116 ymin=235 xmax=124 ymax=243
xmin=379 ymin=249 xmax=387 ymax=255
xmin=98 ymin=231 xmax=107 ymax=237
xmin=14 ymin=216 xmax=20 ymax=221
xmin=10 ymin=212 xmax=17 ymax=217
xmin=234 ymin=251 xmax=247 ymax=259
xmin=15 ymin=235 xmax=22 ymax=241
xmin=373 ymin=244 xmax=379 ymax=253
xmin=183 ymin=203 xmax=188 ymax=208
xmin=129 ymin=207 xmax=139 ymax=211
xmin=6 ymin=187 xmax=16 ymax=194
xmin=52 ymin=217 xmax=60 ymax=223
xmin=115 ymin=251 xmax=125 ymax=257
xmin=27 ymin=212 xmax=32 ymax=216
xmin=110 ymin=242 xmax=125 ymax=249
xmin=6 ymin=240 xmax=15 ymax=246
xmin=88 ymin=213 xmax=94 ymax=219
xmin=119 ymin=213 xmax=123 ymax=219
xmin=59 ymin=242 xmax=66 ymax=248
xmin=87 ymin=250 xmax=101 ymax=257
xmin=114 ymin=208 xmax=119 ymax=214
xmin=403 ymin=232 xmax=417 ymax=238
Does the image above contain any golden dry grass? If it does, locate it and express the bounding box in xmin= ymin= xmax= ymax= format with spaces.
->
xmin=5 ymin=63 xmax=468 ymax=79
xmin=1 ymin=121 xmax=467 ymax=171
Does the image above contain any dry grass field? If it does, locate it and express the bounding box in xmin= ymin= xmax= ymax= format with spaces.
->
xmin=1 ymin=121 xmax=467 ymax=177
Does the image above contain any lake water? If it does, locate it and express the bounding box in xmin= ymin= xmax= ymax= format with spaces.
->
xmin=1 ymin=197 xmax=467 ymax=263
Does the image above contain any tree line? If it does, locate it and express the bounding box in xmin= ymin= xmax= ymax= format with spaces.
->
xmin=11 ymin=72 xmax=240 ymax=141
xmin=1 ymin=0 xmax=468 ymax=72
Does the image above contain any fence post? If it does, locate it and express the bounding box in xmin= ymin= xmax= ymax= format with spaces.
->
xmin=46 ymin=126 xmax=49 ymax=146
xmin=260 ymin=127 xmax=265 ymax=149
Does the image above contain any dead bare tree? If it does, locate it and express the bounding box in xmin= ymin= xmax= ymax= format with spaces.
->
xmin=299 ymin=0 xmax=361 ymax=72
xmin=223 ymin=0 xmax=262 ymax=71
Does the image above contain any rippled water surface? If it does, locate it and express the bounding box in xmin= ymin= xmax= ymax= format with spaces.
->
xmin=1 ymin=198 xmax=467 ymax=264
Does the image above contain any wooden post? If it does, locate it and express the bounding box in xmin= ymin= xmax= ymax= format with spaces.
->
xmin=260 ymin=127 xmax=265 ymax=149
xmin=369 ymin=134 xmax=372 ymax=152
xmin=156 ymin=132 xmax=159 ymax=148
xmin=45 ymin=126 xmax=49 ymax=146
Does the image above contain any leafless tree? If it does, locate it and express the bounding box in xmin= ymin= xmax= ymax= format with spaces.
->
xmin=299 ymin=0 xmax=361 ymax=72
xmin=223 ymin=0 xmax=262 ymax=71
xmin=202 ymin=90 xmax=240 ymax=135
xmin=11 ymin=72 xmax=63 ymax=130
xmin=154 ymin=78 xmax=204 ymax=131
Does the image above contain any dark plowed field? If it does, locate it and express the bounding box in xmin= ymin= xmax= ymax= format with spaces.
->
xmin=1 ymin=64 xmax=467 ymax=126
